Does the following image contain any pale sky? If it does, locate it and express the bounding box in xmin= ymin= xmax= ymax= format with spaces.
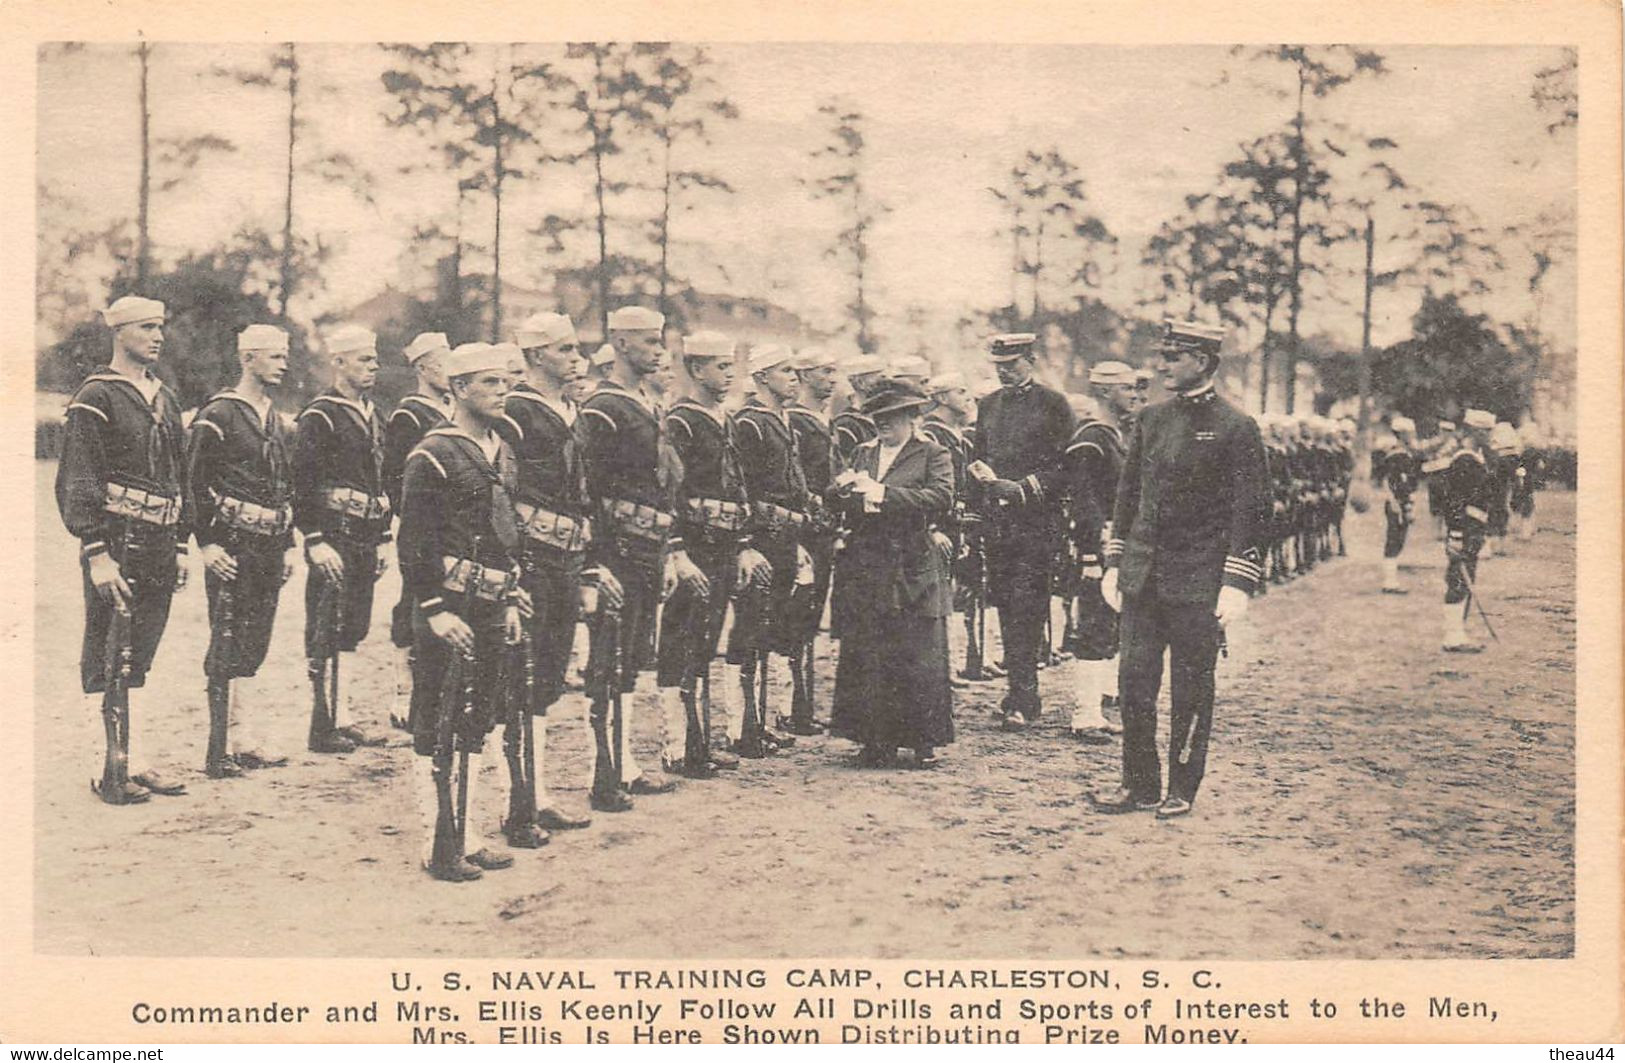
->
xmin=37 ymin=42 xmax=1575 ymax=359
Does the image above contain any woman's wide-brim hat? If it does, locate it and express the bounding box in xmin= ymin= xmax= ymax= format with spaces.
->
xmin=861 ymin=378 xmax=932 ymax=419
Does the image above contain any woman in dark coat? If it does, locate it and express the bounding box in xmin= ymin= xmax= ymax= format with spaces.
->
xmin=829 ymin=379 xmax=956 ymax=767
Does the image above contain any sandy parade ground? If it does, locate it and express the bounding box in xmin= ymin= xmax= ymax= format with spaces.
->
xmin=32 ymin=461 xmax=1575 ymax=960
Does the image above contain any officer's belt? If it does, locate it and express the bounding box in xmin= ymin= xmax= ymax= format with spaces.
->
xmin=323 ymin=486 xmax=390 ymax=521
xmin=514 ymin=501 xmax=591 ymax=552
xmin=751 ymin=501 xmax=807 ymax=536
xmin=602 ymin=499 xmax=673 ymax=543
xmin=104 ymin=482 xmax=181 ymax=527
xmin=442 ymin=557 xmax=518 ymax=603
xmin=686 ymin=497 xmax=750 ymax=532
xmin=212 ymin=491 xmax=292 ymax=537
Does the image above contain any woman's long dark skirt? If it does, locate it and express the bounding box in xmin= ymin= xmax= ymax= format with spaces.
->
xmin=830 ymin=609 xmax=954 ymax=750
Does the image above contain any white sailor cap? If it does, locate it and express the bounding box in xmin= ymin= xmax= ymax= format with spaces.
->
xmin=1462 ymin=409 xmax=1495 ymax=430
xmin=1437 ymin=419 xmax=1457 ymax=432
xmin=514 ymin=312 xmax=577 ymax=349
xmin=927 ymin=371 xmax=967 ymax=394
xmin=403 ymin=331 xmax=451 ymax=364
xmin=793 ymin=346 xmax=840 ymax=371
xmin=102 ymin=295 xmax=165 ymax=328
xmin=1389 ymin=415 xmax=1416 ymax=434
xmin=606 ymin=306 xmax=665 ymax=332
xmin=490 ymin=342 xmax=525 ymax=373
xmin=325 ymin=324 xmax=377 ymax=356
xmin=444 ymin=342 xmax=509 ymax=379
xmin=590 ymin=343 xmax=617 ymax=368
xmin=682 ymin=330 xmax=735 ymax=360
xmin=1087 ymin=360 xmax=1136 ymax=386
xmin=748 ymin=344 xmax=794 ymax=374
xmin=238 ymin=324 xmax=289 ymax=354
xmin=843 ymin=354 xmax=886 ymax=378
xmin=887 ymin=355 xmax=932 ymax=380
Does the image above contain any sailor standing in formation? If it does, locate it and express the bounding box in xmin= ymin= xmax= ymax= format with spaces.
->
xmin=399 ymin=341 xmax=529 ymax=880
xmin=786 ymin=347 xmax=842 ymax=729
xmin=383 ymin=331 xmax=454 ymax=730
xmin=186 ymin=324 xmax=297 ymax=778
xmin=294 ymin=325 xmax=392 ymax=754
xmin=57 ymin=295 xmax=190 ymax=804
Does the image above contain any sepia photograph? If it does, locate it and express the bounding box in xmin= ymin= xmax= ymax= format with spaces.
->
xmin=5 ymin=0 xmax=1620 ymax=1045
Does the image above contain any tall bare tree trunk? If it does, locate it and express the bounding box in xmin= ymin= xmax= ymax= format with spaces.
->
xmin=1285 ymin=66 xmax=1307 ymax=414
xmin=489 ymin=56 xmax=505 ymax=343
xmin=280 ymin=44 xmax=298 ymax=320
xmin=854 ymin=179 xmax=870 ymax=353
xmin=591 ymin=50 xmax=610 ymax=338
xmin=137 ymin=42 xmax=151 ymax=287
xmin=1356 ymin=213 xmax=1376 ymax=467
xmin=658 ymin=126 xmax=673 ymax=323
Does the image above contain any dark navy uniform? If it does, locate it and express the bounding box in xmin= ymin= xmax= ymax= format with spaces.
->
xmin=1105 ymin=384 xmax=1266 ymax=806
xmin=831 ymin=409 xmax=876 ymax=472
xmin=577 ymin=378 xmax=678 ymax=799
xmin=788 ymin=401 xmax=838 ymax=653
xmin=294 ymin=392 xmax=391 ymax=655
xmin=972 ymin=377 xmax=1074 ymax=720
xmin=187 ymin=391 xmax=294 ymax=682
xmin=1378 ymin=440 xmax=1422 ymax=562
xmin=734 ymin=398 xmax=812 ymax=661
xmin=384 ymin=393 xmax=452 ymax=648
xmin=1440 ymin=443 xmax=1495 ymax=607
xmin=1062 ymin=415 xmax=1125 ymax=662
xmin=501 ymin=384 xmax=592 ymax=715
xmin=56 ymin=370 xmax=188 ymax=695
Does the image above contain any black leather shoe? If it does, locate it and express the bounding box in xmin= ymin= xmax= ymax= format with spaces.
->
xmin=766 ymin=728 xmax=798 ymax=748
xmin=234 ymin=748 xmax=289 ymax=769
xmin=999 ymin=712 xmax=1031 ymax=733
xmin=205 ymin=756 xmax=244 ymax=780
xmin=1090 ymin=787 xmax=1160 ymax=814
xmin=781 ymin=717 xmax=825 ymax=736
xmin=335 ymin=724 xmax=388 ymax=748
xmin=1071 ymin=727 xmax=1112 ymax=746
xmin=665 ymin=757 xmax=717 ymax=780
xmin=503 ymin=822 xmax=550 ymax=849
xmin=590 ymin=790 xmax=634 ymax=813
xmin=308 ymin=732 xmax=356 ymax=754
xmin=94 ymin=779 xmax=151 ymax=805
xmin=708 ymin=748 xmax=741 ymax=771
xmin=537 ymin=806 xmax=592 ymax=831
xmin=425 ymin=859 xmax=482 ymax=883
xmin=466 ymin=847 xmax=515 ymax=871
xmin=625 ymin=775 xmax=678 ymax=796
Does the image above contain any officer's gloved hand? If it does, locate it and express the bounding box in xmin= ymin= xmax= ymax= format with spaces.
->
xmin=375 ymin=553 xmax=390 ymax=578
xmin=1215 ymin=585 xmax=1250 ymax=629
xmin=201 ymin=543 xmax=239 ymax=581
xmin=428 ymin=611 xmax=476 ymax=656
xmin=87 ymin=552 xmax=133 ymax=614
xmin=173 ymin=549 xmax=189 ymax=592
xmin=736 ymin=547 xmax=771 ymax=591
xmin=1100 ymin=568 xmax=1122 ymax=613
xmin=281 ymin=549 xmax=296 ymax=585
xmin=986 ymin=478 xmax=1023 ymax=505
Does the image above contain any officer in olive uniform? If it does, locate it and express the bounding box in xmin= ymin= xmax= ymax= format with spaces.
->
xmin=734 ymin=344 xmax=818 ymax=744
xmin=1376 ymin=414 xmax=1422 ymax=593
xmin=186 ymin=324 xmax=297 ymax=778
xmin=1094 ymin=320 xmax=1267 ymax=819
xmin=295 ymin=326 xmax=393 ymax=754
xmin=383 ymin=332 xmax=454 ymax=730
xmin=501 ymin=311 xmax=601 ymax=832
xmin=1439 ymin=409 xmax=1500 ymax=653
xmin=787 ymin=346 xmax=842 ymax=726
xmin=657 ymin=331 xmax=770 ymax=770
xmin=400 ymin=342 xmax=528 ymax=881
xmin=576 ymin=306 xmax=695 ymax=809
xmin=968 ymin=333 xmax=1075 ymax=730
xmin=57 ymin=295 xmax=190 ymax=804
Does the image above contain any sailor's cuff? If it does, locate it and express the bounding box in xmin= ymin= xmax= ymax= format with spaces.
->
xmin=1023 ymin=474 xmax=1042 ymax=503
xmin=80 ymin=540 xmax=108 ymax=561
xmin=1464 ymin=505 xmax=1488 ymax=525
xmin=175 ymin=542 xmax=189 ymax=556
xmin=1222 ymin=552 xmax=1263 ymax=593
xmin=1102 ymin=538 xmax=1125 ymax=567
xmin=419 ymin=596 xmax=447 ymax=618
xmin=303 ymin=531 xmax=326 ymax=548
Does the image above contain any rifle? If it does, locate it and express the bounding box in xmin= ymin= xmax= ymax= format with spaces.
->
xmin=503 ymin=605 xmax=539 ymax=840
xmin=95 ymin=524 xmax=140 ymax=803
xmin=206 ymin=545 xmax=237 ymax=774
xmin=679 ymin=576 xmax=713 ymax=774
xmin=1457 ymin=562 xmax=1500 ymax=644
xmin=430 ymin=567 xmax=481 ymax=875
xmin=307 ymin=565 xmax=343 ymax=747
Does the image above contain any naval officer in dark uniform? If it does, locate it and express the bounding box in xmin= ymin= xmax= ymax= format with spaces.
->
xmin=967 ymin=333 xmax=1075 ymax=730
xmin=1094 ymin=320 xmax=1267 ymax=818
